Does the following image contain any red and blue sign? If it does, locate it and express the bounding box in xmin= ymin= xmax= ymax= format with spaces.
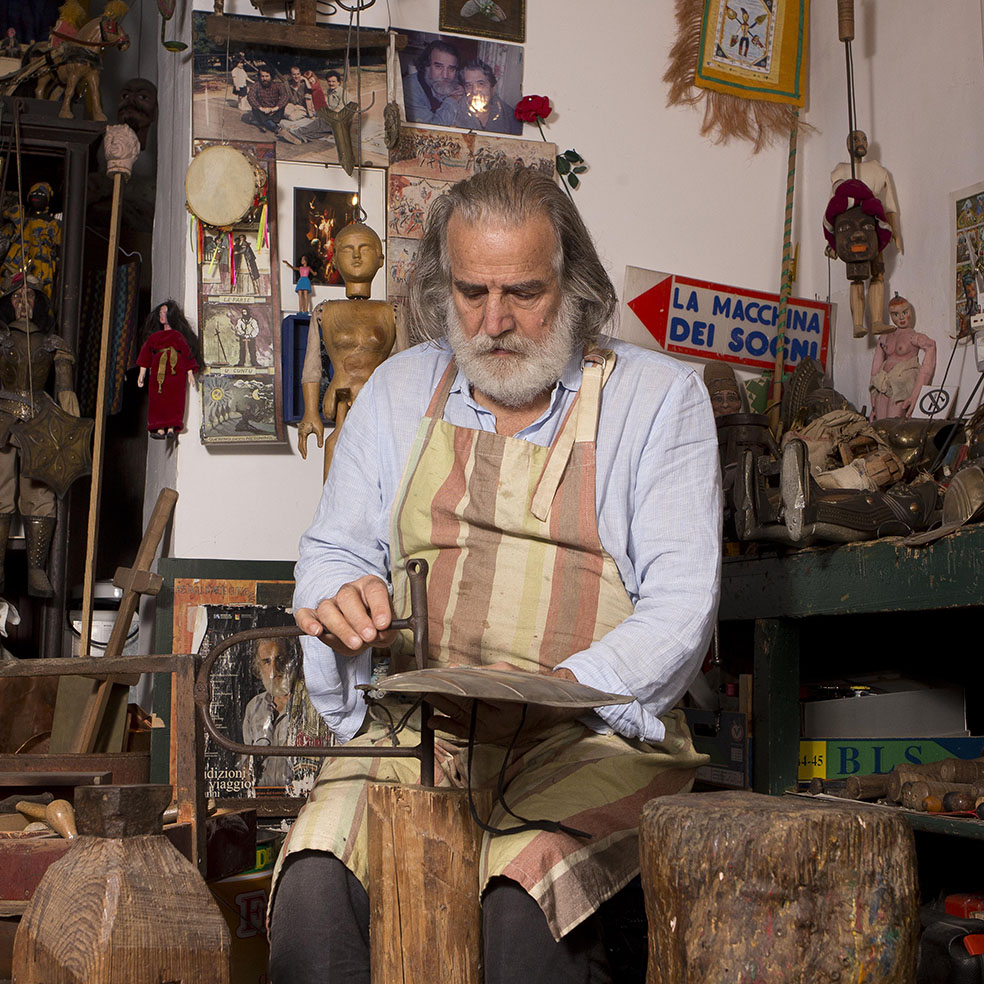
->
xmin=625 ymin=268 xmax=831 ymax=371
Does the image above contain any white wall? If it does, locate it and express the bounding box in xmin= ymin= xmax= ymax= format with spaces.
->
xmin=153 ymin=0 xmax=984 ymax=562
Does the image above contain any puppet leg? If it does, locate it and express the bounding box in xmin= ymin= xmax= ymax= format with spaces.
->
xmin=850 ymin=282 xmax=867 ymax=337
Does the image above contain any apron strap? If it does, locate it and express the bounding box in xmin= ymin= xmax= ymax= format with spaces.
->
xmin=425 ymin=358 xmax=459 ymax=418
xmin=530 ymin=348 xmax=615 ymax=522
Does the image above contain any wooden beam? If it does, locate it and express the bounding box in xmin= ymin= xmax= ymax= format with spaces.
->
xmin=204 ymin=10 xmax=406 ymax=53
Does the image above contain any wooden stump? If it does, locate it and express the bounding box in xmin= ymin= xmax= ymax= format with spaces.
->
xmin=640 ymin=791 xmax=918 ymax=983
xmin=368 ymin=783 xmax=492 ymax=984
xmin=13 ymin=784 xmax=230 ymax=983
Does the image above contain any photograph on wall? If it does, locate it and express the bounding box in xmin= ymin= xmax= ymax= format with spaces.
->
xmin=952 ymin=181 xmax=984 ymax=341
xmin=395 ymin=28 xmax=524 ymax=134
xmin=276 ymin=162 xmax=386 ymax=311
xmin=159 ymin=562 xmax=334 ymax=812
xmin=439 ymin=0 xmax=526 ymax=44
xmin=191 ymin=11 xmax=389 ymax=165
xmin=200 ymin=371 xmax=280 ymax=443
xmin=386 ymin=127 xmax=554 ymax=299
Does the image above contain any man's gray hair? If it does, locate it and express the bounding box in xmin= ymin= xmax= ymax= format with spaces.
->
xmin=407 ymin=168 xmax=618 ymax=344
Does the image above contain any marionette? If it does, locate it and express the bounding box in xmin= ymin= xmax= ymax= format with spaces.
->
xmin=869 ymin=294 xmax=937 ymax=421
xmin=828 ymin=131 xmax=903 ymax=337
xmin=136 ymin=300 xmax=200 ymax=440
xmin=297 ymin=222 xmax=395 ymax=480
xmin=283 ymin=254 xmax=313 ymax=313
xmin=0 ymin=181 xmax=62 ymax=301
xmin=0 ymin=275 xmax=86 ymax=597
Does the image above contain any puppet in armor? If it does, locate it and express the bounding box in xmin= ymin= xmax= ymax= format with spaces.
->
xmin=0 ymin=275 xmax=81 ymax=597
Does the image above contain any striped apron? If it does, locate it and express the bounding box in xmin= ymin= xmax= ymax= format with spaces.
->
xmin=271 ymin=351 xmax=707 ymax=939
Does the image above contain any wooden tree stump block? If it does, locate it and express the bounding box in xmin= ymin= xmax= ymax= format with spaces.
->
xmin=640 ymin=791 xmax=918 ymax=983
xmin=13 ymin=785 xmax=230 ymax=983
xmin=368 ymin=783 xmax=492 ymax=984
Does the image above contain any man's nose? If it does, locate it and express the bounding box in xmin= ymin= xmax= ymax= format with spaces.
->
xmin=481 ymin=294 xmax=513 ymax=336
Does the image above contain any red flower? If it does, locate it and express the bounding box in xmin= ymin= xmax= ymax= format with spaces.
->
xmin=514 ymin=95 xmax=552 ymax=124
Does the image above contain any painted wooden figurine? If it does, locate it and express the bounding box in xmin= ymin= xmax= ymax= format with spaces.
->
xmin=298 ymin=223 xmax=395 ymax=480
xmin=136 ymin=300 xmax=200 ymax=440
xmin=869 ymin=294 xmax=936 ymax=421
xmin=829 ymin=130 xmax=903 ymax=337
xmin=283 ymin=255 xmax=313 ymax=313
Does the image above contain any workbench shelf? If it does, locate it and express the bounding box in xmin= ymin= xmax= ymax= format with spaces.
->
xmin=718 ymin=523 xmax=984 ymax=796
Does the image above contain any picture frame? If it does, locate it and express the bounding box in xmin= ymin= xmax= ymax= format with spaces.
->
xmin=951 ymin=180 xmax=984 ymax=343
xmin=395 ymin=28 xmax=524 ymax=134
xmin=152 ymin=558 xmax=334 ymax=818
xmin=191 ymin=10 xmax=389 ymax=167
xmin=439 ymin=0 xmax=526 ymax=44
xmin=276 ymin=162 xmax=387 ymax=312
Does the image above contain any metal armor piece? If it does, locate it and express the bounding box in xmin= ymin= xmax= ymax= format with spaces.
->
xmin=10 ymin=395 xmax=94 ymax=498
xmin=0 ymin=324 xmax=68 ymax=400
xmin=734 ymin=438 xmax=936 ymax=547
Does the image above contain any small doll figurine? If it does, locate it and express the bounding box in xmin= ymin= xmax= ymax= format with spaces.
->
xmin=283 ymin=255 xmax=313 ymax=313
xmin=136 ymin=300 xmax=201 ymax=440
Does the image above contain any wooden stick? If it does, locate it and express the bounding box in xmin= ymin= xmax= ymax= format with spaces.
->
xmin=72 ymin=487 xmax=178 ymax=755
xmin=768 ymin=113 xmax=799 ymax=436
xmin=79 ymin=169 xmax=125 ymax=658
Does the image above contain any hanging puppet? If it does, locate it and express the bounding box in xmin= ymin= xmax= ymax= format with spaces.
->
xmin=136 ymin=300 xmax=200 ymax=440
xmin=829 ymin=130 xmax=903 ymax=336
xmin=0 ymin=181 xmax=62 ymax=300
xmin=822 ymin=179 xmax=893 ymax=341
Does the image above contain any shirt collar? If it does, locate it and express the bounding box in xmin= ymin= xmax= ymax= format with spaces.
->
xmin=448 ymin=344 xmax=586 ymax=421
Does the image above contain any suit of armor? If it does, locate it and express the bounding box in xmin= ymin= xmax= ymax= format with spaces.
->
xmin=0 ymin=285 xmax=79 ymax=597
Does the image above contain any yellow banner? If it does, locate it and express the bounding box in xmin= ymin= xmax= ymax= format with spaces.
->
xmin=696 ymin=0 xmax=809 ymax=106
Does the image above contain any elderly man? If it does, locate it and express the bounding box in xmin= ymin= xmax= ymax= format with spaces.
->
xmin=269 ymin=168 xmax=721 ymax=984
xmin=242 ymin=68 xmax=302 ymax=145
xmin=403 ymin=38 xmax=463 ymax=124
xmin=435 ymin=58 xmax=522 ymax=135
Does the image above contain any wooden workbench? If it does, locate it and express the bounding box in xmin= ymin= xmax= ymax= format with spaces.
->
xmin=719 ymin=523 xmax=984 ymax=802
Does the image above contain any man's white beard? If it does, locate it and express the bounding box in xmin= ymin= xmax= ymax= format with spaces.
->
xmin=429 ymin=76 xmax=458 ymax=97
xmin=446 ymin=295 xmax=580 ymax=409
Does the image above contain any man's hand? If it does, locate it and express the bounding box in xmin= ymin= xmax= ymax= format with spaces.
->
xmin=427 ymin=663 xmax=583 ymax=745
xmin=294 ymin=575 xmax=397 ymax=656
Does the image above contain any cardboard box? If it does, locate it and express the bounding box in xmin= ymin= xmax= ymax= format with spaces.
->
xmin=684 ymin=708 xmax=752 ymax=789
xmin=801 ymin=682 xmax=966 ymax=739
xmin=797 ymin=737 xmax=984 ymax=782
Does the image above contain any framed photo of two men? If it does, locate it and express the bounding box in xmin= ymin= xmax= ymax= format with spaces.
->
xmin=439 ymin=0 xmax=526 ymax=44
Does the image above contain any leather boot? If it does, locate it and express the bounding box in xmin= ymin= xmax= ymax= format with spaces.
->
xmin=0 ymin=513 xmax=13 ymax=594
xmin=22 ymin=515 xmax=56 ymax=598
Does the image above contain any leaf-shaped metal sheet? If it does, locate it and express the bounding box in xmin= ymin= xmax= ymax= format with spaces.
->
xmin=357 ymin=666 xmax=634 ymax=708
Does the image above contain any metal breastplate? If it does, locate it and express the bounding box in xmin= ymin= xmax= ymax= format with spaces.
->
xmin=0 ymin=325 xmax=57 ymax=418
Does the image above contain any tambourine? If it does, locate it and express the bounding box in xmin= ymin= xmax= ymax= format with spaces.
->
xmin=185 ymin=145 xmax=261 ymax=228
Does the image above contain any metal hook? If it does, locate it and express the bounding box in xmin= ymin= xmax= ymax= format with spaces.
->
xmin=335 ymin=0 xmax=375 ymax=11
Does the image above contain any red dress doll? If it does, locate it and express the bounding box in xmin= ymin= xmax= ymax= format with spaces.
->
xmin=136 ymin=300 xmax=200 ymax=439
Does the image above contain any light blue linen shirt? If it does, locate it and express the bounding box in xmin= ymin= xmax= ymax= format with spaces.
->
xmin=294 ymin=335 xmax=723 ymax=744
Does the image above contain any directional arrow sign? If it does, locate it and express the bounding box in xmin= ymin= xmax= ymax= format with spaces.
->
xmin=624 ymin=267 xmax=830 ymax=372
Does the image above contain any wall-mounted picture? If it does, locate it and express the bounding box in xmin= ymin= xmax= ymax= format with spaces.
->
xmin=155 ymin=559 xmax=334 ymax=815
xmin=952 ymin=181 xmax=984 ymax=341
xmin=191 ymin=11 xmax=389 ymax=166
xmin=396 ymin=28 xmax=523 ymax=135
xmin=276 ymin=162 xmax=387 ymax=312
xmin=439 ymin=0 xmax=526 ymax=44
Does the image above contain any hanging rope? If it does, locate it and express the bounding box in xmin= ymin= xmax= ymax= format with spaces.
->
xmin=838 ymin=0 xmax=859 ymax=179
xmin=768 ymin=110 xmax=799 ymax=435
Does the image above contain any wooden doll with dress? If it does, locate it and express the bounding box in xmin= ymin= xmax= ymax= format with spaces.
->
xmin=136 ymin=300 xmax=200 ymax=439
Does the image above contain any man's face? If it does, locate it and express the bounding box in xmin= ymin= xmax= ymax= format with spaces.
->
xmin=27 ymin=188 xmax=49 ymax=213
xmin=848 ymin=131 xmax=868 ymax=160
xmin=259 ymin=70 xmax=272 ymax=87
xmin=11 ymin=286 xmax=35 ymax=321
xmin=463 ymin=69 xmax=492 ymax=115
xmin=334 ymin=228 xmax=382 ymax=283
xmin=890 ymin=301 xmax=913 ymax=330
xmin=446 ymin=214 xmax=574 ymax=408
xmin=290 ymin=66 xmax=302 ymax=85
xmin=424 ymin=49 xmax=458 ymax=96
xmin=326 ymin=74 xmax=340 ymax=91
xmin=256 ymin=641 xmax=290 ymax=697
